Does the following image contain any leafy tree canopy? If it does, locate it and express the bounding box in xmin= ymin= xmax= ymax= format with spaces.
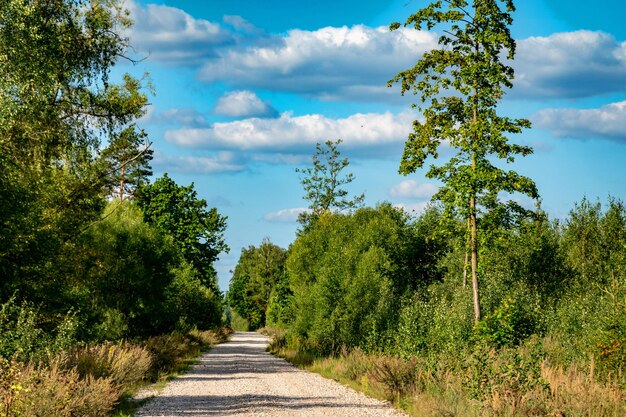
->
xmin=136 ymin=174 xmax=229 ymax=291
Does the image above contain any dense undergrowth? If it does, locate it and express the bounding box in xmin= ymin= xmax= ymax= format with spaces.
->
xmin=267 ymin=329 xmax=624 ymax=416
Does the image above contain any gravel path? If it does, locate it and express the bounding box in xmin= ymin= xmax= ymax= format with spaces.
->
xmin=135 ymin=331 xmax=406 ymax=417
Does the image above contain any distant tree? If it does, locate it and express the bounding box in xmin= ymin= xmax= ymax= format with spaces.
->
xmin=136 ymin=174 xmax=228 ymax=292
xmin=388 ymin=0 xmax=537 ymax=322
xmin=227 ymin=239 xmax=287 ymax=329
xmin=101 ymin=125 xmax=153 ymax=201
xmin=296 ymin=140 xmax=364 ymax=225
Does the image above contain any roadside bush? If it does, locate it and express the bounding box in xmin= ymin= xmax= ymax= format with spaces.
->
xmin=0 ymin=298 xmax=79 ymax=362
xmin=370 ymin=355 xmax=418 ymax=399
xmin=475 ymin=289 xmax=542 ymax=347
xmin=426 ymin=284 xmax=475 ymax=354
xmin=66 ymin=342 xmax=152 ymax=389
xmin=1 ymin=357 xmax=118 ymax=417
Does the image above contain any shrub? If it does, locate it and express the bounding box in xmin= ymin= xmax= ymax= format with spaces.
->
xmin=370 ymin=355 xmax=418 ymax=399
xmin=0 ymin=298 xmax=44 ymax=361
xmin=66 ymin=342 xmax=152 ymax=389
xmin=475 ymin=291 xmax=541 ymax=347
xmin=463 ymin=339 xmax=548 ymax=414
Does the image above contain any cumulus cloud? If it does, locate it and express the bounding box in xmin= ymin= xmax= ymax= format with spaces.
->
xmin=263 ymin=208 xmax=309 ymax=223
xmin=165 ymin=111 xmax=416 ymax=153
xmin=125 ymin=1 xmax=626 ymax=102
xmin=389 ymin=180 xmax=438 ymax=199
xmin=214 ymin=90 xmax=278 ymax=118
xmin=153 ymin=152 xmax=246 ymax=174
xmin=533 ymin=101 xmax=626 ymax=141
xmin=197 ymin=25 xmax=437 ymax=101
xmin=126 ymin=1 xmax=234 ymax=65
xmin=514 ymin=31 xmax=626 ymax=98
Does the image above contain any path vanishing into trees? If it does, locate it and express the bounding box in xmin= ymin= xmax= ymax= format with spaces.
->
xmin=136 ymin=332 xmax=405 ymax=417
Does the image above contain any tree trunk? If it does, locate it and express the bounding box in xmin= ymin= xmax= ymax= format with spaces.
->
xmin=471 ymin=50 xmax=481 ymax=322
xmin=470 ymin=195 xmax=480 ymax=322
xmin=119 ymin=164 xmax=125 ymax=201
xmin=463 ymin=216 xmax=470 ymax=287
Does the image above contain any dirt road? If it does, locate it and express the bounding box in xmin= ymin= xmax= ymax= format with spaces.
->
xmin=135 ymin=331 xmax=406 ymax=417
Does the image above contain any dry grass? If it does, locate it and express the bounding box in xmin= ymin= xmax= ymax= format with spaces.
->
xmin=67 ymin=342 xmax=152 ymax=389
xmin=541 ymin=363 xmax=625 ymax=417
xmin=143 ymin=328 xmax=231 ymax=380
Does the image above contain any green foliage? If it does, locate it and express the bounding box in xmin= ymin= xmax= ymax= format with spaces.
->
xmin=475 ymin=290 xmax=541 ymax=347
xmin=76 ymin=203 xmax=179 ymax=338
xmin=136 ymin=173 xmax=228 ymax=292
xmin=296 ymin=139 xmax=364 ymax=225
xmin=165 ymin=262 xmax=223 ymax=331
xmin=266 ymin=272 xmax=295 ymax=328
xmin=0 ymin=297 xmax=79 ymax=362
xmin=0 ymin=0 xmax=149 ymax=307
xmin=287 ymin=204 xmax=443 ymax=353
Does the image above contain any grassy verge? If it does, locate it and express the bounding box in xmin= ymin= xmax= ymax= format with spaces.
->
xmin=264 ymin=329 xmax=625 ymax=417
xmin=1 ymin=328 xmax=233 ymax=417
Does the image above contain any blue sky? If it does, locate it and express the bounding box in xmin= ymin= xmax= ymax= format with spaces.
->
xmin=120 ymin=0 xmax=626 ymax=291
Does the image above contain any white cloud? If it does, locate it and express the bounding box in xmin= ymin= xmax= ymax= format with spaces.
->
xmin=214 ymin=90 xmax=278 ymax=118
xmin=126 ymin=1 xmax=234 ymax=65
xmin=534 ymin=101 xmax=626 ymax=141
xmin=197 ymin=25 xmax=437 ymax=101
xmin=165 ymin=111 xmax=417 ymax=153
xmin=263 ymin=208 xmax=309 ymax=223
xmin=389 ymin=180 xmax=438 ymax=199
xmin=153 ymin=152 xmax=246 ymax=174
xmin=125 ymin=2 xmax=626 ymax=102
xmin=514 ymin=31 xmax=626 ymax=98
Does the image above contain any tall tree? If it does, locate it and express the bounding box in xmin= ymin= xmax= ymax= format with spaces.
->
xmin=135 ymin=174 xmax=228 ymax=292
xmin=389 ymin=0 xmax=538 ymax=322
xmin=296 ymin=139 xmax=364 ymax=225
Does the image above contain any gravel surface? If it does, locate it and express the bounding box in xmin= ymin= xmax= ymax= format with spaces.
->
xmin=135 ymin=331 xmax=407 ymax=417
